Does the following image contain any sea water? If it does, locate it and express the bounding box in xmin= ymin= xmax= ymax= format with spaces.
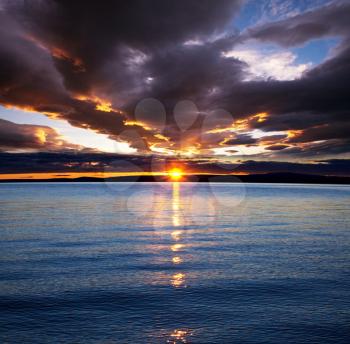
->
xmin=0 ymin=182 xmax=350 ymax=343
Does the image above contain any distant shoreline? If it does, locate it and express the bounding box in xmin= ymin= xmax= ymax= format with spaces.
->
xmin=0 ymin=173 xmax=349 ymax=185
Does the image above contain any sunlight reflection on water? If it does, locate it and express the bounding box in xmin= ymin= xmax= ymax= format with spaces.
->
xmin=1 ymin=183 xmax=350 ymax=343
xmin=171 ymin=183 xmax=186 ymax=288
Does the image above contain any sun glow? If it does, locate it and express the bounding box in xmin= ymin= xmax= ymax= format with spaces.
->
xmin=168 ymin=168 xmax=183 ymax=181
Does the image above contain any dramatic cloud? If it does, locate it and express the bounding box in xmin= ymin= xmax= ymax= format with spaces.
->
xmin=244 ymin=1 xmax=350 ymax=47
xmin=223 ymin=133 xmax=258 ymax=146
xmin=265 ymin=144 xmax=290 ymax=151
xmin=0 ymin=0 xmax=349 ymax=173
xmin=0 ymin=119 xmax=82 ymax=152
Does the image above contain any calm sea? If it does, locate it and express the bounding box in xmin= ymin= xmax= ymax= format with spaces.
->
xmin=0 ymin=182 xmax=350 ymax=343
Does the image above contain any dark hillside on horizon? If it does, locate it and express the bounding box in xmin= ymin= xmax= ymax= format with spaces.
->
xmin=1 ymin=173 xmax=350 ymax=185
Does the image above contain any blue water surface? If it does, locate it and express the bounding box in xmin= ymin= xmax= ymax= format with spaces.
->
xmin=0 ymin=182 xmax=350 ymax=343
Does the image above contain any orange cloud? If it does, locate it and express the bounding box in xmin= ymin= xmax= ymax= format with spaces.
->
xmin=0 ymin=119 xmax=83 ymax=152
xmin=287 ymin=130 xmax=303 ymax=138
xmin=24 ymin=34 xmax=85 ymax=71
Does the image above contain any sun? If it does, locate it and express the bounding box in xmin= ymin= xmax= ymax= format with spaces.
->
xmin=168 ymin=168 xmax=183 ymax=181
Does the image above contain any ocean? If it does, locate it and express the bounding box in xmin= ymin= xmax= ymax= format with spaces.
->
xmin=0 ymin=182 xmax=350 ymax=343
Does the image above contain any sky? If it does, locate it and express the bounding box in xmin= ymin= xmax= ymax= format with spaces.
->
xmin=0 ymin=0 xmax=349 ymax=177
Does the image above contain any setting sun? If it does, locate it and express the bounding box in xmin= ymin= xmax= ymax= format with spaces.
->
xmin=168 ymin=168 xmax=183 ymax=181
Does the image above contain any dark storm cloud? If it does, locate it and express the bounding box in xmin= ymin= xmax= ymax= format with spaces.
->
xmin=226 ymin=54 xmax=350 ymax=154
xmin=223 ymin=133 xmax=257 ymax=146
xmin=245 ymin=1 xmax=350 ymax=47
xmin=218 ymin=3 xmax=350 ymax=157
xmin=220 ymin=41 xmax=350 ymax=122
xmin=0 ymin=7 xmax=128 ymax=143
xmin=0 ymin=118 xmax=81 ymax=151
xmin=0 ymin=0 xmax=243 ymax=151
xmin=265 ymin=144 xmax=290 ymax=151
xmin=0 ymin=0 xmax=349 ymax=163
xmin=259 ymin=134 xmax=288 ymax=142
xmin=3 ymin=0 xmax=242 ymax=101
xmin=133 ymin=44 xmax=245 ymax=112
xmin=286 ymin=139 xmax=350 ymax=157
xmin=287 ymin=123 xmax=350 ymax=143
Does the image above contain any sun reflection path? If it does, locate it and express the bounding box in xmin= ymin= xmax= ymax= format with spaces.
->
xmin=171 ymin=272 xmax=186 ymax=288
xmin=172 ymin=181 xmax=181 ymax=226
xmin=171 ymin=243 xmax=184 ymax=252
xmin=172 ymin=256 xmax=182 ymax=264
xmin=170 ymin=182 xmax=186 ymax=288
xmin=167 ymin=329 xmax=192 ymax=343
